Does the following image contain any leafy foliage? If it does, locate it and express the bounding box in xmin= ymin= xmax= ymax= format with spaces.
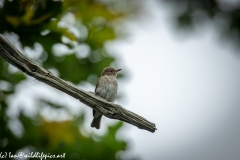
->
xmin=0 ymin=0 xmax=139 ymax=159
xmin=163 ymin=0 xmax=240 ymax=48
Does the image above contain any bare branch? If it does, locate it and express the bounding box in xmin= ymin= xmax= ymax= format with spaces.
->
xmin=0 ymin=34 xmax=157 ymax=133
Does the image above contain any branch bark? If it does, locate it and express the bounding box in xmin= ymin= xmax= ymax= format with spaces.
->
xmin=0 ymin=34 xmax=157 ymax=133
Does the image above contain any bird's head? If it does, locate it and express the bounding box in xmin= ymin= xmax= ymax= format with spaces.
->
xmin=101 ymin=67 xmax=121 ymax=77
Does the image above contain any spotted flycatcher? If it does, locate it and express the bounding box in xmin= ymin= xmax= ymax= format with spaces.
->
xmin=91 ymin=67 xmax=121 ymax=129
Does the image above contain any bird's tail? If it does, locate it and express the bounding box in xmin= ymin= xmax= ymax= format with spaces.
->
xmin=91 ymin=115 xmax=102 ymax=129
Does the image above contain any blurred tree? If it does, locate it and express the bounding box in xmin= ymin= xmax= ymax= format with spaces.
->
xmin=163 ymin=0 xmax=240 ymax=49
xmin=0 ymin=0 xmax=140 ymax=159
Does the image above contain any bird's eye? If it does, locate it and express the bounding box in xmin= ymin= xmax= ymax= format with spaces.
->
xmin=111 ymin=70 xmax=113 ymax=72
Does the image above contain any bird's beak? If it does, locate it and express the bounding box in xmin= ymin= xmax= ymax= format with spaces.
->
xmin=117 ymin=69 xmax=122 ymax=72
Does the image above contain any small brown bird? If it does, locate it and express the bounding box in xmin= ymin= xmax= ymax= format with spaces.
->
xmin=91 ymin=67 xmax=121 ymax=129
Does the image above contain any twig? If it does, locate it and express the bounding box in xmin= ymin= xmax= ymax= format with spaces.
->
xmin=0 ymin=34 xmax=157 ymax=133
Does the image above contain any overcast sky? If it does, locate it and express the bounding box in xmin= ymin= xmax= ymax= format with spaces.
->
xmin=107 ymin=0 xmax=240 ymax=159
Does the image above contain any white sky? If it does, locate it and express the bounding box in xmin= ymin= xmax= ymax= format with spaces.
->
xmin=107 ymin=0 xmax=240 ymax=159
xmin=5 ymin=0 xmax=240 ymax=159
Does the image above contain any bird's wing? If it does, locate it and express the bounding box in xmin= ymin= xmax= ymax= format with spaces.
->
xmin=94 ymin=77 xmax=100 ymax=94
xmin=95 ymin=76 xmax=108 ymax=98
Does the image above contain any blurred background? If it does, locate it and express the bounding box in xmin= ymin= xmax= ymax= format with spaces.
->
xmin=0 ymin=0 xmax=240 ymax=160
